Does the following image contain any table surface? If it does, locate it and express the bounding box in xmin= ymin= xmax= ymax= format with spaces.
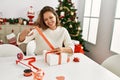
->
xmin=0 ymin=53 xmax=120 ymax=80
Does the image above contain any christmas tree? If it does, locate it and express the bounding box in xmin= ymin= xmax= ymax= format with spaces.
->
xmin=56 ymin=0 xmax=88 ymax=52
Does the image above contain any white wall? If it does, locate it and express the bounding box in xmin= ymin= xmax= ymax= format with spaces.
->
xmin=0 ymin=0 xmax=59 ymax=21
xmin=0 ymin=0 xmax=78 ymax=21
xmin=83 ymin=0 xmax=117 ymax=64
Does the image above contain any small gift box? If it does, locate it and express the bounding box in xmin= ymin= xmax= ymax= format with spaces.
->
xmin=74 ymin=44 xmax=84 ymax=54
xmin=43 ymin=50 xmax=70 ymax=66
xmin=72 ymin=40 xmax=84 ymax=54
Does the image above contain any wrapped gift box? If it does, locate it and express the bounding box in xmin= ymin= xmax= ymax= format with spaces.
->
xmin=43 ymin=50 xmax=69 ymax=66
xmin=72 ymin=40 xmax=84 ymax=54
xmin=74 ymin=44 xmax=84 ymax=54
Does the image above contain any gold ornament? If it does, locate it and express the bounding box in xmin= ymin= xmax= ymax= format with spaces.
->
xmin=75 ymin=17 xmax=78 ymax=22
xmin=78 ymin=26 xmax=81 ymax=30
xmin=69 ymin=25 xmax=72 ymax=28
xmin=60 ymin=7 xmax=63 ymax=10
xmin=71 ymin=12 xmax=74 ymax=15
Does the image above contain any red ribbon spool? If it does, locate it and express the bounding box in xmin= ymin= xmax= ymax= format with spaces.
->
xmin=17 ymin=53 xmax=23 ymax=60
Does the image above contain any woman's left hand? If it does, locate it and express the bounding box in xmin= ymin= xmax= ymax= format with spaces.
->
xmin=53 ymin=47 xmax=63 ymax=54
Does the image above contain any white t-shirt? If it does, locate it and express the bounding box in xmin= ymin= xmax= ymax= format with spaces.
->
xmin=17 ymin=26 xmax=74 ymax=55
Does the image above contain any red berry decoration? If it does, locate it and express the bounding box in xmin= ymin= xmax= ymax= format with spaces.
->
xmin=73 ymin=57 xmax=80 ymax=62
xmin=17 ymin=53 xmax=23 ymax=60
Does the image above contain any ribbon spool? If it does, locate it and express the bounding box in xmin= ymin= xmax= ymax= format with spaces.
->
xmin=17 ymin=53 xmax=23 ymax=60
xmin=24 ymin=69 xmax=32 ymax=77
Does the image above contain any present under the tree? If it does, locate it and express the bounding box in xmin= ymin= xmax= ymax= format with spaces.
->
xmin=74 ymin=44 xmax=84 ymax=54
xmin=43 ymin=50 xmax=70 ymax=66
xmin=72 ymin=40 xmax=84 ymax=54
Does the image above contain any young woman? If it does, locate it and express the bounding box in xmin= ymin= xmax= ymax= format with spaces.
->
xmin=17 ymin=6 xmax=74 ymax=55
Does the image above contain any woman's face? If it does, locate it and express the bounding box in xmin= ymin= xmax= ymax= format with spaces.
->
xmin=43 ymin=11 xmax=57 ymax=30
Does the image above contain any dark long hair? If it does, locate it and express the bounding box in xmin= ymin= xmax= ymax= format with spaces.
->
xmin=34 ymin=6 xmax=60 ymax=30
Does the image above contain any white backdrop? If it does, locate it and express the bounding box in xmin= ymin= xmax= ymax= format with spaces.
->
xmin=0 ymin=0 xmax=77 ymax=21
xmin=0 ymin=0 xmax=59 ymax=21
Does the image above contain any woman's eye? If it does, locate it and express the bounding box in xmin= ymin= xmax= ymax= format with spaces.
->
xmin=49 ymin=17 xmax=53 ymax=19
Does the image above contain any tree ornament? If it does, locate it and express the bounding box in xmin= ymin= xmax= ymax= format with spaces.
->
xmin=60 ymin=11 xmax=65 ymax=18
xmin=78 ymin=26 xmax=81 ymax=30
xmin=62 ymin=22 xmax=65 ymax=25
xmin=60 ymin=6 xmax=63 ymax=10
xmin=69 ymin=24 xmax=72 ymax=28
xmin=75 ymin=17 xmax=78 ymax=22
xmin=71 ymin=12 xmax=74 ymax=15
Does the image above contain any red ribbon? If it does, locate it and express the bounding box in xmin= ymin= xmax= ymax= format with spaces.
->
xmin=35 ymin=26 xmax=55 ymax=50
xmin=24 ymin=57 xmax=39 ymax=71
xmin=16 ymin=54 xmax=39 ymax=70
xmin=16 ymin=53 xmax=44 ymax=79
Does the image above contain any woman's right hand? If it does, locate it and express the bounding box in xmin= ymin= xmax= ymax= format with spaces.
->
xmin=19 ymin=27 xmax=34 ymax=42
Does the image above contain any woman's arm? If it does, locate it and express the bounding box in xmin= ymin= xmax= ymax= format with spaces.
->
xmin=17 ymin=27 xmax=35 ymax=45
xmin=52 ymin=28 xmax=74 ymax=54
xmin=53 ymin=47 xmax=73 ymax=54
xmin=18 ymin=28 xmax=33 ymax=42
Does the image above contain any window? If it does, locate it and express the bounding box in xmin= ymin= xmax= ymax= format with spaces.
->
xmin=82 ymin=0 xmax=101 ymax=44
xmin=110 ymin=0 xmax=120 ymax=54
